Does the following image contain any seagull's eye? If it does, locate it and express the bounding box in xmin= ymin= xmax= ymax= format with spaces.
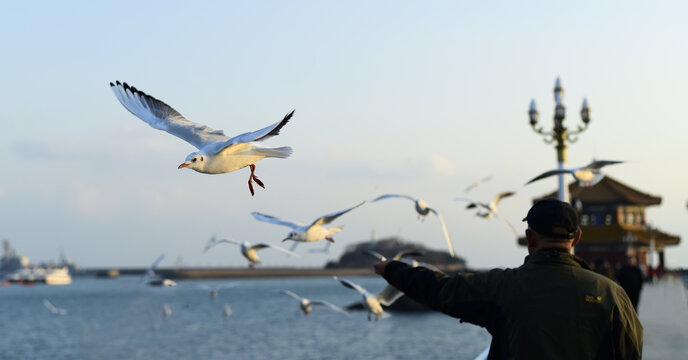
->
xmin=192 ymin=158 xmax=197 ymax=162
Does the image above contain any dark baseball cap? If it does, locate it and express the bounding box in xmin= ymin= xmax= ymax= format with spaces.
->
xmin=522 ymin=198 xmax=579 ymax=240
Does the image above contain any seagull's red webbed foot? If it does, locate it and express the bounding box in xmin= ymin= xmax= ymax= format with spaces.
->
xmin=325 ymin=237 xmax=335 ymax=243
xmin=248 ymin=164 xmax=266 ymax=196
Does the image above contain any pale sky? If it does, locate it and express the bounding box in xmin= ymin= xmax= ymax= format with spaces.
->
xmin=1 ymin=1 xmax=687 ymax=269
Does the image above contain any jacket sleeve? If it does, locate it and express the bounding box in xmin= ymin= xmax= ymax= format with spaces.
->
xmin=611 ymin=296 xmax=644 ymax=359
xmin=382 ymin=261 xmax=501 ymax=323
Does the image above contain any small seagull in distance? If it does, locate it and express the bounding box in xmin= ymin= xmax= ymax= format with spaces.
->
xmin=110 ymin=81 xmax=294 ymax=196
xmin=371 ymin=195 xmax=455 ymax=257
xmin=185 ymin=282 xmax=239 ymax=300
xmin=223 ymin=304 xmax=233 ymax=319
xmin=464 ymin=175 xmax=493 ymax=193
xmin=361 ymin=249 xmax=438 ymax=271
xmin=141 ymin=254 xmax=177 ymax=287
xmin=43 ymin=299 xmax=67 ymax=315
xmin=252 ymin=202 xmax=365 ymax=251
xmin=161 ymin=304 xmax=172 ymax=319
xmin=526 ymin=160 xmax=624 ymax=187
xmin=203 ymin=236 xmax=297 ymax=269
xmin=275 ymin=289 xmax=350 ymax=317
xmin=456 ymin=191 xmax=517 ymax=236
xmin=334 ymin=276 xmax=402 ymax=321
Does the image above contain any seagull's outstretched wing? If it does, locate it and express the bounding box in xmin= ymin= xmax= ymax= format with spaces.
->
xmin=43 ymin=299 xmax=67 ymax=315
xmin=526 ymin=169 xmax=571 ymax=184
xmin=392 ymin=250 xmax=426 ymax=261
xmin=251 ymin=212 xmax=302 ymax=229
xmin=311 ymin=201 xmax=366 ymax=227
xmin=464 ymin=176 xmax=493 ymax=193
xmin=435 ymin=213 xmax=455 ymax=257
xmin=226 ymin=110 xmax=294 ymax=145
xmin=310 ymin=300 xmax=351 ymax=316
xmin=362 ymin=249 xmax=387 ymax=261
xmin=110 ymin=81 xmax=229 ymax=150
xmin=494 ymin=213 xmax=518 ymax=236
xmin=254 ymin=243 xmax=298 ymax=256
xmin=493 ymin=191 xmax=515 ymax=205
xmin=372 ymin=194 xmax=417 ymax=204
xmin=141 ymin=254 xmax=165 ymax=285
xmin=455 ymin=197 xmax=486 ymax=210
xmin=203 ymin=237 xmax=238 ymax=253
xmin=334 ymin=276 xmax=368 ymax=295
xmin=375 ymin=286 xmax=404 ymax=306
xmin=585 ymin=160 xmax=624 ymax=170
xmin=276 ymin=289 xmax=302 ymax=301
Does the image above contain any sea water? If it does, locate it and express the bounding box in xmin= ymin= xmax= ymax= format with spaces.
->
xmin=0 ymin=276 xmax=491 ymax=360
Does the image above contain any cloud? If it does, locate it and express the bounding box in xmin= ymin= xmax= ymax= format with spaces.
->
xmin=73 ymin=184 xmax=122 ymax=216
xmin=427 ymin=153 xmax=458 ymax=176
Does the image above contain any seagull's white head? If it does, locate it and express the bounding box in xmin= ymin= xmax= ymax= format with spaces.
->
xmin=178 ymin=152 xmax=206 ymax=171
xmin=283 ymin=231 xmax=298 ymax=242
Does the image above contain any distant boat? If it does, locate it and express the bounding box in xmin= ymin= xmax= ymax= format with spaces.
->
xmin=44 ymin=267 xmax=72 ymax=285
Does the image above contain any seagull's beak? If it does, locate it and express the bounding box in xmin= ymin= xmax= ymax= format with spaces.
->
xmin=178 ymin=162 xmax=189 ymax=169
xmin=281 ymin=238 xmax=290 ymax=242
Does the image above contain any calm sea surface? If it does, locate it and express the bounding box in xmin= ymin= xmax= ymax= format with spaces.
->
xmin=0 ymin=276 xmax=491 ymax=360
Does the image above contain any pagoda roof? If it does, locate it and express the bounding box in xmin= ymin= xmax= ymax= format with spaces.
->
xmin=517 ymin=224 xmax=680 ymax=248
xmin=534 ymin=175 xmax=662 ymax=206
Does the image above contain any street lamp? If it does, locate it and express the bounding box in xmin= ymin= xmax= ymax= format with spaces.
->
xmin=528 ymin=77 xmax=591 ymax=202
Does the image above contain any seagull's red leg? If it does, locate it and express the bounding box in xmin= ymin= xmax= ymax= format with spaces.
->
xmin=250 ymin=164 xmax=265 ymax=189
xmin=248 ymin=174 xmax=255 ymax=196
xmin=325 ymin=237 xmax=335 ymax=243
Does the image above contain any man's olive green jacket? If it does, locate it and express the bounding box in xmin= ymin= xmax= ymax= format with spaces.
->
xmin=383 ymin=249 xmax=643 ymax=359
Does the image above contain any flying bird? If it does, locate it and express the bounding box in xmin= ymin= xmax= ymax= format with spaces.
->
xmin=203 ymin=236 xmax=297 ymax=268
xmin=361 ymin=249 xmax=438 ymax=270
xmin=110 ymin=81 xmax=294 ymax=196
xmin=464 ymin=176 xmax=493 ymax=193
xmin=161 ymin=304 xmax=172 ymax=319
xmin=456 ymin=191 xmax=517 ymax=236
xmin=222 ymin=304 xmax=233 ymax=319
xmin=526 ymin=160 xmax=624 ymax=187
xmin=275 ymin=289 xmax=350 ymax=316
xmin=334 ymin=276 xmax=403 ymax=321
xmin=43 ymin=299 xmax=67 ymax=315
xmin=141 ymin=254 xmax=177 ymax=287
xmin=371 ymin=194 xmax=455 ymax=257
xmin=251 ymin=202 xmax=365 ymax=251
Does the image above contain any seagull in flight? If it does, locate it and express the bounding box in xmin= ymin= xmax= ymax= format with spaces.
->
xmin=275 ymin=289 xmax=350 ymax=316
xmin=43 ymin=299 xmax=68 ymax=315
xmin=526 ymin=160 xmax=624 ymax=187
xmin=141 ymin=254 xmax=177 ymax=287
xmin=203 ymin=236 xmax=297 ymax=268
xmin=464 ymin=175 xmax=493 ymax=193
xmin=252 ymin=202 xmax=365 ymax=251
xmin=456 ymin=191 xmax=517 ymax=236
xmin=334 ymin=276 xmax=402 ymax=321
xmin=110 ymin=81 xmax=294 ymax=196
xmin=371 ymin=194 xmax=455 ymax=257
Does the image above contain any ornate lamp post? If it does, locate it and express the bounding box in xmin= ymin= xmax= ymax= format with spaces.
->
xmin=528 ymin=77 xmax=591 ymax=202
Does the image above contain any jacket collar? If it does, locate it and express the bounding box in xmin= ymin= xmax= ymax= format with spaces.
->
xmin=524 ymin=249 xmax=592 ymax=270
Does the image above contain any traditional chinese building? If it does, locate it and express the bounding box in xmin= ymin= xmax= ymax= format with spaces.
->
xmin=519 ymin=176 xmax=680 ymax=274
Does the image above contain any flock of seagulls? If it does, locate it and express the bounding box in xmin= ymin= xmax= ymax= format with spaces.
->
xmin=108 ymin=81 xmax=627 ymax=323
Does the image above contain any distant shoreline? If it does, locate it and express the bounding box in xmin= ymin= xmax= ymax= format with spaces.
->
xmin=80 ymin=265 xmax=464 ymax=279
xmin=80 ymin=267 xmax=376 ymax=279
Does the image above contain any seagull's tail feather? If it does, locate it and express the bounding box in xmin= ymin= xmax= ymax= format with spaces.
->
xmin=257 ymin=146 xmax=293 ymax=159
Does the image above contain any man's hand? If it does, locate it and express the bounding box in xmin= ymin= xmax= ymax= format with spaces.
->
xmin=374 ymin=260 xmax=391 ymax=277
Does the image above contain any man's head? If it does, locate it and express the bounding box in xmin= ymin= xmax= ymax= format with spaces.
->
xmin=523 ymin=198 xmax=582 ymax=253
